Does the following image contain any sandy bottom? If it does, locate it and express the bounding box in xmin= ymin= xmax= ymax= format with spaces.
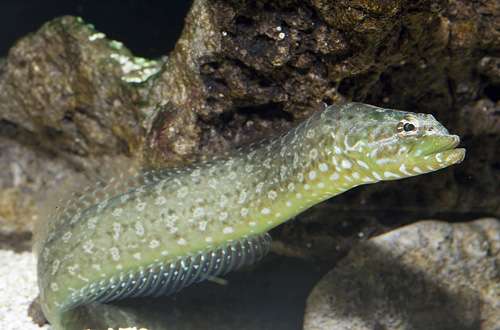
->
xmin=0 ymin=249 xmax=50 ymax=330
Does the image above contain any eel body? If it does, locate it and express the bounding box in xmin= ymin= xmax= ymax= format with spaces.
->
xmin=35 ymin=103 xmax=465 ymax=329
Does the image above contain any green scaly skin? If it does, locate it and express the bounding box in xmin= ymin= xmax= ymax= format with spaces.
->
xmin=35 ymin=103 xmax=465 ymax=329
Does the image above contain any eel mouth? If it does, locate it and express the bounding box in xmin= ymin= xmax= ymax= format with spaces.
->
xmin=409 ymin=135 xmax=466 ymax=169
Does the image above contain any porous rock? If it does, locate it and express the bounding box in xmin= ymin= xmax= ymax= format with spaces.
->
xmin=304 ymin=218 xmax=500 ymax=330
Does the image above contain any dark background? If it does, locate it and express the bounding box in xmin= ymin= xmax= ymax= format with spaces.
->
xmin=0 ymin=0 xmax=192 ymax=58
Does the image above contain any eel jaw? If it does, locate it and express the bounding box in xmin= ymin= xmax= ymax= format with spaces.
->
xmin=408 ymin=135 xmax=466 ymax=171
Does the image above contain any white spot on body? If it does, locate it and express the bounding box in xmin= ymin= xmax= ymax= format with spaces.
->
xmin=51 ymin=260 xmax=60 ymax=275
xmin=87 ymin=217 xmax=98 ymax=229
xmin=238 ymin=189 xmax=248 ymax=204
xmin=97 ymin=201 xmax=108 ymax=212
xmin=112 ymin=222 xmax=121 ymax=241
xmin=110 ymin=247 xmax=120 ymax=261
xmin=177 ymin=238 xmax=188 ymax=246
xmin=219 ymin=195 xmax=228 ymax=208
xmin=296 ymin=193 xmax=302 ymax=199
xmin=120 ymin=194 xmax=130 ymax=204
xmin=177 ymin=187 xmax=189 ymax=198
xmin=293 ymin=153 xmax=299 ymax=168
xmin=208 ymin=178 xmax=218 ymax=189
xmin=256 ymin=182 xmax=265 ymax=194
xmin=62 ymin=231 xmax=72 ymax=243
xmin=309 ymin=149 xmax=318 ymax=159
xmin=165 ymin=214 xmax=179 ymax=228
xmin=372 ymin=172 xmax=382 ymax=180
xmin=50 ymin=283 xmax=59 ymax=292
xmin=413 ymin=167 xmax=423 ymax=173
xmin=384 ymin=171 xmax=401 ymax=179
xmin=155 ymin=196 xmax=167 ymax=205
xmin=288 ymin=183 xmax=295 ymax=191
xmin=280 ymin=166 xmax=287 ymax=180
xmin=241 ymin=208 xmax=249 ymax=217
xmin=319 ymin=163 xmax=328 ymax=172
xmin=306 ymin=129 xmax=315 ymax=139
xmin=309 ymin=171 xmax=317 ymax=180
xmin=286 ymin=201 xmax=293 ymax=207
xmin=70 ymin=212 xmax=81 ymax=224
xmin=356 ymin=160 xmax=370 ymax=169
xmin=199 ymin=221 xmax=208 ymax=231
xmin=268 ymin=191 xmax=278 ymax=200
xmin=136 ymin=202 xmax=146 ymax=212
xmin=193 ymin=207 xmax=205 ymax=218
xmin=334 ymin=146 xmax=342 ymax=154
xmin=304 ymin=184 xmax=311 ymax=190
xmin=223 ymin=227 xmax=234 ymax=234
xmin=329 ymin=173 xmax=339 ymax=181
xmin=135 ymin=222 xmax=145 ymax=236
xmin=67 ymin=264 xmax=79 ymax=276
xmin=133 ymin=253 xmax=141 ymax=260
xmin=399 ymin=164 xmax=412 ymax=176
xmin=205 ymin=237 xmax=213 ymax=243
xmin=249 ymin=221 xmax=257 ymax=227
xmin=112 ymin=208 xmax=123 ymax=217
xmin=228 ymin=172 xmax=237 ymax=180
xmin=341 ymin=159 xmax=352 ymax=169
xmin=219 ymin=212 xmax=228 ymax=222
xmin=149 ymin=240 xmax=160 ymax=249
xmin=83 ymin=240 xmax=94 ymax=254
xmin=261 ymin=208 xmax=271 ymax=215
xmin=352 ymin=172 xmax=360 ymax=179
xmin=317 ymin=183 xmax=325 ymax=188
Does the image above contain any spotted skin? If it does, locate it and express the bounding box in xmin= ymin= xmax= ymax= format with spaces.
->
xmin=35 ymin=103 xmax=465 ymax=329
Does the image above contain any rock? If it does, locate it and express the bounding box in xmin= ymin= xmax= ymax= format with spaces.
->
xmin=304 ymin=218 xmax=500 ymax=330
xmin=0 ymin=15 xmax=162 ymax=247
xmin=0 ymin=16 xmax=162 ymax=157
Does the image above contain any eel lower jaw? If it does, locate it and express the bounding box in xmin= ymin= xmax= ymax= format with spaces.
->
xmin=431 ymin=147 xmax=466 ymax=166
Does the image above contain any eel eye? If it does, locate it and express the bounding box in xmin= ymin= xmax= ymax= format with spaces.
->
xmin=397 ymin=116 xmax=420 ymax=138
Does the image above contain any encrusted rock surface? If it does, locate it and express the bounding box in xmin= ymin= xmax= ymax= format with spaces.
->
xmin=0 ymin=16 xmax=161 ymax=157
xmin=304 ymin=218 xmax=500 ymax=330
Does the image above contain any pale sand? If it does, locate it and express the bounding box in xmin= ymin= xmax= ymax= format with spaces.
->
xmin=0 ymin=249 xmax=50 ymax=330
